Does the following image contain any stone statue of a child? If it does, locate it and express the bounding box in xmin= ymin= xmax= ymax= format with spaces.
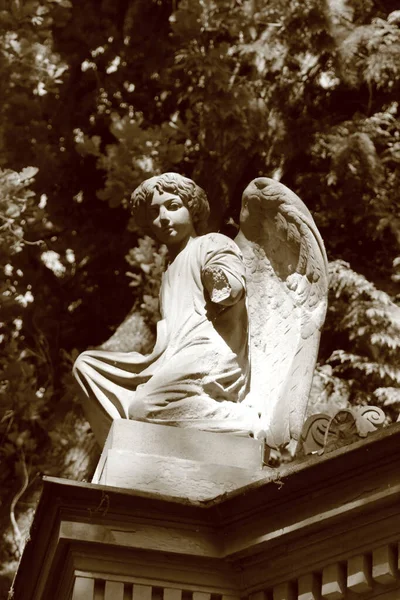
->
xmin=74 ymin=173 xmax=261 ymax=447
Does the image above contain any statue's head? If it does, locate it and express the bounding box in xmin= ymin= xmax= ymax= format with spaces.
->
xmin=131 ymin=173 xmax=210 ymax=238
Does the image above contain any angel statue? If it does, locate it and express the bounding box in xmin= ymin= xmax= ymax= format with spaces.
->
xmin=73 ymin=172 xmax=328 ymax=451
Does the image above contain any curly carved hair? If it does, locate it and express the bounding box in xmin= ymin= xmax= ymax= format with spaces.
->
xmin=131 ymin=173 xmax=210 ymax=236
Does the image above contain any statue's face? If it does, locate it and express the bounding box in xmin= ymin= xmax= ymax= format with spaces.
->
xmin=148 ymin=190 xmax=196 ymax=249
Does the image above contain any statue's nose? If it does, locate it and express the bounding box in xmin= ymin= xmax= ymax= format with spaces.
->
xmin=159 ymin=206 xmax=169 ymax=221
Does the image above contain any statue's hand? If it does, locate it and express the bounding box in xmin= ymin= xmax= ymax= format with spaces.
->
xmin=202 ymin=265 xmax=244 ymax=306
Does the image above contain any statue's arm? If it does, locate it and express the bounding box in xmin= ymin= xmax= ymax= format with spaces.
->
xmin=200 ymin=233 xmax=246 ymax=306
xmin=202 ymin=265 xmax=244 ymax=305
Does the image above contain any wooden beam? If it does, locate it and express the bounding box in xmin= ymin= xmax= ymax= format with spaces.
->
xmin=105 ymin=581 xmax=124 ymax=599
xmin=347 ymin=555 xmax=372 ymax=593
xmin=273 ymin=582 xmax=295 ymax=600
xmin=298 ymin=573 xmax=319 ymax=600
xmin=133 ymin=584 xmax=152 ymax=600
xmin=71 ymin=576 xmax=95 ymax=600
xmin=250 ymin=592 xmax=268 ymax=600
xmin=321 ymin=564 xmax=345 ymax=600
xmin=193 ymin=593 xmax=211 ymax=600
xmin=164 ymin=589 xmax=182 ymax=600
xmin=372 ymin=545 xmax=397 ymax=584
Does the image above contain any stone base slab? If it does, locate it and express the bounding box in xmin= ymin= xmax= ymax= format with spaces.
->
xmin=92 ymin=420 xmax=264 ymax=502
xmin=97 ymin=448 xmax=266 ymax=501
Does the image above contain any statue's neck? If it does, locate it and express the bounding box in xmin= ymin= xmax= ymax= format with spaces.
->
xmin=167 ymin=233 xmax=197 ymax=261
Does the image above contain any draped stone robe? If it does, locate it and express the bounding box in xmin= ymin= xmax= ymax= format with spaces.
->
xmin=74 ymin=233 xmax=259 ymax=446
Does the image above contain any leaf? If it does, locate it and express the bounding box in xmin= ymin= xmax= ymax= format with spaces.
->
xmin=4 ymin=203 xmax=18 ymax=219
xmin=76 ymin=135 xmax=101 ymax=157
xmin=19 ymin=166 xmax=39 ymax=181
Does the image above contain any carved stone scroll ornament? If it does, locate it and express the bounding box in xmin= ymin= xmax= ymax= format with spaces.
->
xmin=73 ymin=174 xmax=329 ymax=452
xmin=299 ymin=406 xmax=386 ymax=455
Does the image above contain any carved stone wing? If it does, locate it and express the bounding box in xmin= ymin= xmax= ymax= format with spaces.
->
xmin=235 ymin=177 xmax=329 ymax=449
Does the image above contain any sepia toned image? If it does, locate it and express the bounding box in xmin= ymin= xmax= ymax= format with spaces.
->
xmin=0 ymin=1 xmax=399 ymax=599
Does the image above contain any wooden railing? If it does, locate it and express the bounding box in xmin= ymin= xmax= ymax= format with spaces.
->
xmin=71 ymin=544 xmax=400 ymax=600
xmin=71 ymin=579 xmax=240 ymax=600
xmin=251 ymin=543 xmax=399 ymax=600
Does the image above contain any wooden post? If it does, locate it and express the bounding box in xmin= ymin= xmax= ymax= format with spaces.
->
xmin=71 ymin=577 xmax=95 ymax=600
xmin=105 ymin=581 xmax=124 ymax=599
xmin=347 ymin=555 xmax=372 ymax=593
xmin=372 ymin=546 xmax=397 ymax=584
xmin=133 ymin=584 xmax=153 ymax=600
xmin=321 ymin=564 xmax=345 ymax=600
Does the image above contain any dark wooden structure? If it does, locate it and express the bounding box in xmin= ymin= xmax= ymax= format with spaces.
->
xmin=12 ymin=422 xmax=400 ymax=600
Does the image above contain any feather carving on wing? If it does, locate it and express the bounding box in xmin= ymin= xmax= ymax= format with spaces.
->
xmin=235 ymin=178 xmax=329 ymax=449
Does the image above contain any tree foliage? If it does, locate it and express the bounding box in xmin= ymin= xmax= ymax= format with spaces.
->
xmin=1 ymin=0 xmax=400 ymax=594
xmin=325 ymin=260 xmax=400 ymax=413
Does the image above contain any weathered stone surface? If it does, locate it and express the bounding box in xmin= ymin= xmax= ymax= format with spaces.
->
xmin=73 ymin=173 xmax=328 ymax=454
xmin=92 ymin=420 xmax=264 ymax=502
xmin=235 ymin=177 xmax=329 ymax=449
xmin=299 ymin=406 xmax=386 ymax=455
xmin=97 ymin=449 xmax=266 ymax=501
xmin=94 ymin=419 xmax=263 ymax=473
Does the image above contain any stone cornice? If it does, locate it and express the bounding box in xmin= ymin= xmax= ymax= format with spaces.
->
xmin=12 ymin=422 xmax=400 ymax=599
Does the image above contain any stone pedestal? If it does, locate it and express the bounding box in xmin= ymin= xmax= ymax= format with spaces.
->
xmin=12 ymin=422 xmax=400 ymax=600
xmin=92 ymin=420 xmax=265 ymax=502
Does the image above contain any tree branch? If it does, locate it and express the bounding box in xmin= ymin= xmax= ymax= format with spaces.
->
xmin=10 ymin=450 xmax=29 ymax=558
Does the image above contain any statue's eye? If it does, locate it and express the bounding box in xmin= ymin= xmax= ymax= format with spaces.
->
xmin=168 ymin=202 xmax=181 ymax=211
xmin=149 ymin=207 xmax=159 ymax=217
